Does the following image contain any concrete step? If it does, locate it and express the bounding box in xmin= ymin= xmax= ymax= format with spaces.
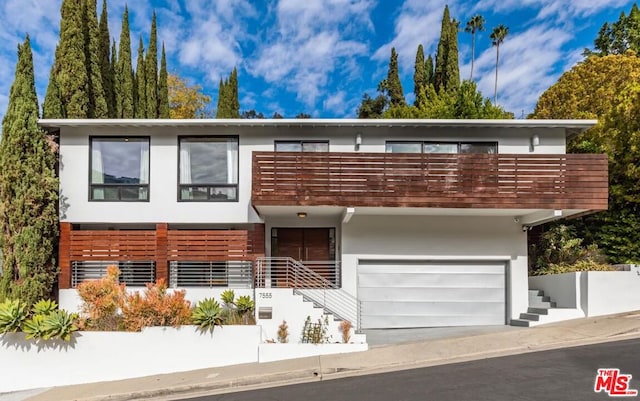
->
xmin=519 ymin=313 xmax=541 ymax=321
xmin=530 ymin=300 xmax=557 ymax=308
xmin=528 ymin=290 xmax=544 ymax=296
xmin=527 ymin=307 xmax=550 ymax=315
xmin=510 ymin=319 xmax=532 ymax=327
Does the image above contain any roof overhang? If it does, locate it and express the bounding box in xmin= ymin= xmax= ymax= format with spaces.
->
xmin=38 ymin=118 xmax=598 ymax=137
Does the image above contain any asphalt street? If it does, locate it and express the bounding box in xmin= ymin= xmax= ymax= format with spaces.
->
xmin=180 ymin=338 xmax=640 ymax=401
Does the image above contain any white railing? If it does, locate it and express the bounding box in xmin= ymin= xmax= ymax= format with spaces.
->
xmin=255 ymin=257 xmax=361 ymax=330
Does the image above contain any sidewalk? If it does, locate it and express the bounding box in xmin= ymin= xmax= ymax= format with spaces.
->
xmin=19 ymin=312 xmax=640 ymax=401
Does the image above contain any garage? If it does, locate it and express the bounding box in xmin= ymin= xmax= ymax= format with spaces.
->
xmin=358 ymin=260 xmax=506 ymax=329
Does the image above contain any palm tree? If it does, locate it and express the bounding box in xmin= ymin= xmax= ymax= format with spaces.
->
xmin=465 ymin=14 xmax=485 ymax=80
xmin=490 ymin=24 xmax=509 ymax=104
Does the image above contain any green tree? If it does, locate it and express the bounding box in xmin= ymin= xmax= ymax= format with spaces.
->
xmin=145 ymin=12 xmax=158 ymax=118
xmin=379 ymin=47 xmax=405 ymax=107
xmin=445 ymin=19 xmax=461 ymax=91
xmin=98 ymin=0 xmax=115 ymax=117
xmin=465 ymin=14 xmax=485 ymax=80
xmin=241 ymin=109 xmax=265 ymax=119
xmin=490 ymin=24 xmax=509 ymax=104
xmin=134 ymin=36 xmax=146 ymax=118
xmin=425 ymin=54 xmax=434 ymax=86
xmin=357 ymin=93 xmax=387 ymax=118
xmin=434 ymin=5 xmax=451 ymax=92
xmin=0 ymin=37 xmax=58 ymax=304
xmin=157 ymin=43 xmax=169 ymax=118
xmin=216 ymin=78 xmax=229 ymax=118
xmin=414 ymin=44 xmax=427 ymax=106
xmin=216 ymin=68 xmax=240 ymax=118
xmin=42 ymin=57 xmax=63 ymax=119
xmin=586 ymin=4 xmax=640 ymax=56
xmin=83 ymin=0 xmax=108 ymax=118
xmin=45 ymin=0 xmax=89 ymax=118
xmin=295 ymin=113 xmax=311 ymax=118
xmin=115 ymin=6 xmax=134 ymax=118
xmin=229 ymin=67 xmax=240 ymax=118
xmin=531 ymin=52 xmax=640 ymax=263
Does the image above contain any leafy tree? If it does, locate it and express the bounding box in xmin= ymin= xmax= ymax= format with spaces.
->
xmin=531 ymin=52 xmax=640 ymax=263
xmin=357 ymin=93 xmax=387 ymax=118
xmin=586 ymin=4 xmax=640 ymax=56
xmin=272 ymin=112 xmax=284 ymax=119
xmin=295 ymin=113 xmax=311 ymax=118
xmin=44 ymin=0 xmax=89 ymax=118
xmin=168 ymin=73 xmax=211 ymax=118
xmin=134 ymin=36 xmax=146 ymax=118
xmin=490 ymin=24 xmax=509 ymax=104
xmin=115 ymin=6 xmax=134 ymax=118
xmin=0 ymin=37 xmax=58 ymax=304
xmin=157 ymin=43 xmax=169 ymax=118
xmin=158 ymin=43 xmax=170 ymax=118
xmin=98 ymin=0 xmax=115 ymax=117
xmin=145 ymin=12 xmax=158 ymax=118
xmin=241 ymin=110 xmax=265 ymax=119
xmin=465 ymin=14 xmax=485 ymax=80
xmin=83 ymin=0 xmax=108 ymax=118
xmin=379 ymin=47 xmax=405 ymax=107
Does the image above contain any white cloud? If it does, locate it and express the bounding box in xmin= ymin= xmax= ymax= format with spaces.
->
xmin=252 ymin=0 xmax=375 ymax=107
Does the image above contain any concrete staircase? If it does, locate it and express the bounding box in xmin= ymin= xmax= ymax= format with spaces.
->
xmin=511 ymin=290 xmax=585 ymax=327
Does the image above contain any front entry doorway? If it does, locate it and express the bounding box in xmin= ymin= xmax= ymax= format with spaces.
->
xmin=271 ymin=228 xmax=337 ymax=284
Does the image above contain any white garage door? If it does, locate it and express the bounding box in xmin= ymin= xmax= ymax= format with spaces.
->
xmin=358 ymin=260 xmax=506 ymax=329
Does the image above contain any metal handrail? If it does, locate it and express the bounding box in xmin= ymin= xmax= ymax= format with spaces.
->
xmin=255 ymin=257 xmax=361 ymax=330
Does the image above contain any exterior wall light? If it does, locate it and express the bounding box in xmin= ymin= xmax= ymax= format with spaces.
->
xmin=530 ymin=134 xmax=540 ymax=150
xmin=297 ymin=212 xmax=307 ymax=218
xmin=355 ymin=132 xmax=362 ymax=151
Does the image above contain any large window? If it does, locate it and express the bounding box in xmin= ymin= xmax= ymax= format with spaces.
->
xmin=275 ymin=140 xmax=329 ymax=152
xmin=179 ymin=137 xmax=238 ymax=201
xmin=90 ymin=137 xmax=150 ymax=201
xmin=386 ymin=141 xmax=497 ymax=154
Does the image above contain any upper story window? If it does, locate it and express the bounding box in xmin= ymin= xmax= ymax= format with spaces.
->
xmin=90 ymin=137 xmax=149 ymax=201
xmin=275 ymin=140 xmax=329 ymax=152
xmin=386 ymin=141 xmax=497 ymax=154
xmin=179 ymin=137 xmax=238 ymax=202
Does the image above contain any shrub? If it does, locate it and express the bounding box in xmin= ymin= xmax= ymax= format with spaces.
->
xmin=121 ymin=279 xmax=191 ymax=332
xmin=301 ymin=315 xmax=328 ymax=344
xmin=76 ymin=265 xmax=125 ymax=330
xmin=0 ymin=299 xmax=28 ymax=333
xmin=532 ymin=260 xmax=616 ymax=276
xmin=339 ymin=320 xmax=352 ymax=343
xmin=192 ymin=298 xmax=223 ymax=333
xmin=236 ymin=295 xmax=255 ymax=325
xmin=277 ymin=320 xmax=289 ymax=343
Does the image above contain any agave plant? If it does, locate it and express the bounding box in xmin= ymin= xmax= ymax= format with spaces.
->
xmin=42 ymin=310 xmax=79 ymax=341
xmin=192 ymin=298 xmax=223 ymax=333
xmin=0 ymin=299 xmax=28 ymax=334
xmin=22 ymin=314 xmax=48 ymax=340
xmin=220 ymin=290 xmax=235 ymax=306
xmin=32 ymin=299 xmax=58 ymax=315
xmin=235 ymin=295 xmax=256 ymax=324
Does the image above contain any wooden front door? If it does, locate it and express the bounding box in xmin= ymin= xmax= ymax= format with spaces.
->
xmin=272 ymin=228 xmax=336 ymax=284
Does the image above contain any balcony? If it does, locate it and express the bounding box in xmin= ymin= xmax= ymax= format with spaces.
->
xmin=252 ymin=152 xmax=608 ymax=210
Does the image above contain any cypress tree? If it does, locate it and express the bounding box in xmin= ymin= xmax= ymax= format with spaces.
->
xmin=0 ymin=36 xmax=58 ymax=304
xmin=98 ymin=0 xmax=115 ymax=117
xmin=83 ymin=0 xmax=108 ymax=118
xmin=229 ymin=67 xmax=240 ymax=118
xmin=425 ymin=54 xmax=434 ymax=86
xmin=47 ymin=0 xmax=89 ymax=118
xmin=445 ymin=19 xmax=461 ymax=91
xmin=115 ymin=6 xmax=134 ymax=118
xmin=413 ymin=44 xmax=426 ymax=106
xmin=135 ymin=36 xmax=146 ymax=118
xmin=145 ymin=12 xmax=158 ymax=118
xmin=216 ymin=77 xmax=228 ymax=118
xmin=157 ymin=43 xmax=169 ymax=118
xmin=385 ymin=47 xmax=405 ymax=107
xmin=434 ymin=5 xmax=451 ymax=92
xmin=43 ymin=55 xmax=63 ymax=118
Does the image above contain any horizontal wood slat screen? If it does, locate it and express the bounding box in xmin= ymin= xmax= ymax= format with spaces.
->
xmin=69 ymin=231 xmax=157 ymax=261
xmin=167 ymin=230 xmax=254 ymax=261
xmin=252 ymin=152 xmax=608 ymax=210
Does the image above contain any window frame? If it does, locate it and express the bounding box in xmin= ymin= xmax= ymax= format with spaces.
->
xmin=88 ymin=136 xmax=151 ymax=202
xmin=386 ymin=140 xmax=498 ymax=154
xmin=274 ymin=140 xmax=330 ymax=152
xmin=177 ymin=135 xmax=240 ymax=203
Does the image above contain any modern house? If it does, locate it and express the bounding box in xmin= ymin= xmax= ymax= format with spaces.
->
xmin=40 ymin=119 xmax=608 ymax=331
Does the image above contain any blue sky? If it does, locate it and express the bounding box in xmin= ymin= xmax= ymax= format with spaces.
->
xmin=0 ymin=0 xmax=635 ymax=121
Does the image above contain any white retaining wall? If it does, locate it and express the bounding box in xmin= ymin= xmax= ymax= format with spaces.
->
xmin=528 ymin=267 xmax=640 ymax=317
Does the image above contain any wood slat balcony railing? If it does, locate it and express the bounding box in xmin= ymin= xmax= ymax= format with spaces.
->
xmin=167 ymin=230 xmax=257 ymax=261
xmin=252 ymin=152 xmax=608 ymax=210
